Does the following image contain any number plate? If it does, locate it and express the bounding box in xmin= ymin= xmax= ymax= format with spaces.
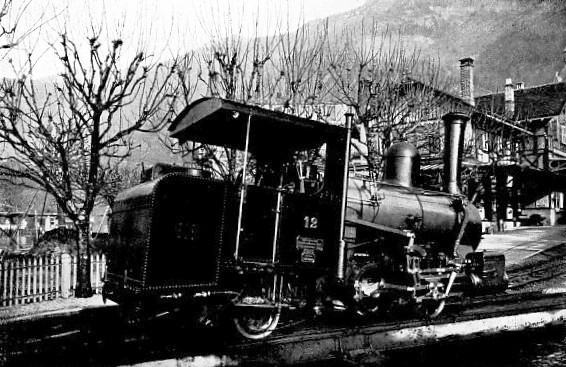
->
xmin=296 ymin=236 xmax=324 ymax=264
xmin=296 ymin=236 xmax=324 ymax=251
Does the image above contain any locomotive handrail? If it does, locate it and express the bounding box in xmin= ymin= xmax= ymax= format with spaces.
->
xmin=336 ymin=112 xmax=353 ymax=281
xmin=345 ymin=217 xmax=416 ymax=238
xmin=453 ymin=197 xmax=470 ymax=256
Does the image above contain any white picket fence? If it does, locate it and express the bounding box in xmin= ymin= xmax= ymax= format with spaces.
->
xmin=0 ymin=254 xmax=106 ymax=307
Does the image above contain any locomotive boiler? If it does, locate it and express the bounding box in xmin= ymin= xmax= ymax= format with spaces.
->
xmin=102 ymin=98 xmax=508 ymax=340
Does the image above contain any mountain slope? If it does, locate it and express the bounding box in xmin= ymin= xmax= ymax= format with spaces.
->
xmin=321 ymin=0 xmax=566 ymax=93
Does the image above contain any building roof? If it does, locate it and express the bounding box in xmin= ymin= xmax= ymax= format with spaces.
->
xmin=476 ymin=82 xmax=566 ymax=121
xmin=402 ymin=77 xmax=473 ymax=113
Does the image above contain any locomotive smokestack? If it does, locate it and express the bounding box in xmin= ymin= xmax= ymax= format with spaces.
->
xmin=442 ymin=112 xmax=469 ymax=195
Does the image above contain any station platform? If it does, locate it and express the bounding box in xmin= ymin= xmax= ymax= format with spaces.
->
xmin=478 ymin=225 xmax=566 ymax=267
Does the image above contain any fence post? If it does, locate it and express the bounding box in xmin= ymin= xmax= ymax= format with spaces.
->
xmin=38 ymin=256 xmax=44 ymax=301
xmin=55 ymin=255 xmax=60 ymax=299
xmin=61 ymin=253 xmax=71 ymax=299
xmin=93 ymin=254 xmax=100 ymax=293
xmin=16 ymin=258 xmax=22 ymax=305
xmin=26 ymin=257 xmax=31 ymax=304
xmin=0 ymin=260 xmax=4 ymax=307
xmin=8 ymin=260 xmax=14 ymax=306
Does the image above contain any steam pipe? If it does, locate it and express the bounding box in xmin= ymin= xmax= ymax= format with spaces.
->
xmin=442 ymin=112 xmax=470 ymax=195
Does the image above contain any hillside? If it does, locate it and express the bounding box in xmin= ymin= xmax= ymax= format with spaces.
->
xmin=322 ymin=0 xmax=566 ymax=93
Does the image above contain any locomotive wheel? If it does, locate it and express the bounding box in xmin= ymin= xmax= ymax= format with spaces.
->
xmin=416 ymin=298 xmax=445 ymax=319
xmin=232 ymin=305 xmax=281 ymax=340
xmin=415 ymin=280 xmax=447 ymax=319
xmin=416 ymin=269 xmax=458 ymax=319
xmin=354 ymin=264 xmax=387 ymax=316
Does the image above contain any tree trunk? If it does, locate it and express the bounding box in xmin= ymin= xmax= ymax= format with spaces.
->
xmin=366 ymin=127 xmax=381 ymax=180
xmin=74 ymin=219 xmax=93 ymax=298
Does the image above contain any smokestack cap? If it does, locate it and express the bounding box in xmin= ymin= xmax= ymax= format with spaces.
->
xmin=442 ymin=112 xmax=470 ymax=124
xmin=385 ymin=142 xmax=419 ymax=157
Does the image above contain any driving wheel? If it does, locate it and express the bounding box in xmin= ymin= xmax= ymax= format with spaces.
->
xmin=232 ymin=299 xmax=281 ymax=339
xmin=354 ymin=264 xmax=387 ymax=316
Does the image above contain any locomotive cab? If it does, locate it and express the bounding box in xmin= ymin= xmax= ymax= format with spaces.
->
xmin=167 ymin=98 xmax=349 ymax=271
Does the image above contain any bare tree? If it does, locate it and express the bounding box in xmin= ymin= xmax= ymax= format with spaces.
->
xmin=1 ymin=0 xmax=52 ymax=67
xmin=326 ymin=24 xmax=452 ymax=178
xmin=0 ymin=0 xmax=28 ymax=54
xmin=0 ymin=28 xmax=190 ymax=296
xmin=166 ymin=3 xmax=282 ymax=181
xmin=266 ymin=20 xmax=330 ymax=116
xmin=99 ymin=166 xmax=141 ymax=208
xmin=168 ymin=17 xmax=450 ymax=185
xmin=197 ymin=29 xmax=274 ymax=180
xmin=167 ymin=10 xmax=332 ymax=181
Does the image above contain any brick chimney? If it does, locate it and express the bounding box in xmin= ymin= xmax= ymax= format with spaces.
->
xmin=459 ymin=57 xmax=475 ymax=106
xmin=504 ymin=78 xmax=515 ymax=116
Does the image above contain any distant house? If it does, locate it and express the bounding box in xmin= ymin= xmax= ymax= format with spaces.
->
xmin=0 ymin=203 xmax=110 ymax=253
xmin=476 ymin=80 xmax=566 ymax=226
xmin=0 ymin=211 xmax=60 ymax=251
xmin=476 ymin=81 xmax=566 ymax=170
xmin=0 ymin=211 xmax=60 ymax=232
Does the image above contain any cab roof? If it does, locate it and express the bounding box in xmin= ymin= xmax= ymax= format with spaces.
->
xmin=169 ymin=98 xmax=346 ymax=156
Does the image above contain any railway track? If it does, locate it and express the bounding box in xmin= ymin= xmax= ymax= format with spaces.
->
xmin=506 ymin=244 xmax=566 ymax=290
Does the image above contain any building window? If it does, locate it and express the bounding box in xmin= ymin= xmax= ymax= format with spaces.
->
xmin=513 ymin=141 xmax=521 ymax=154
xmin=502 ymin=139 xmax=512 ymax=157
xmin=524 ymin=136 xmax=534 ymax=151
xmin=480 ymin=132 xmax=489 ymax=151
xmin=495 ymin=136 xmax=502 ymax=153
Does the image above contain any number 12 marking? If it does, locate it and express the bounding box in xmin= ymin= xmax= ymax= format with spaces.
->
xmin=303 ymin=216 xmax=318 ymax=229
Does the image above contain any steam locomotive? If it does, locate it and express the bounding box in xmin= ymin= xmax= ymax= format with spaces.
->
xmin=102 ymin=97 xmax=508 ymax=339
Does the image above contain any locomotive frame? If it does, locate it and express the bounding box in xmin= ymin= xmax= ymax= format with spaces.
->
xmin=103 ymin=97 xmax=508 ymax=339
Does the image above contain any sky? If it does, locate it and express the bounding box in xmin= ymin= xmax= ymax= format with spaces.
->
xmin=1 ymin=0 xmax=365 ymax=79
